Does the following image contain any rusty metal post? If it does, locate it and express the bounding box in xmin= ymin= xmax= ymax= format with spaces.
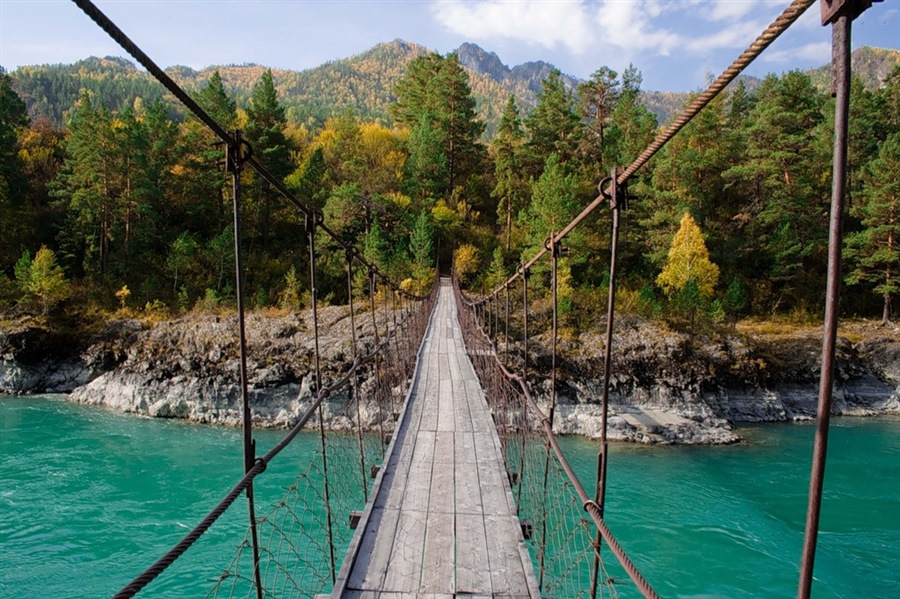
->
xmin=537 ymin=236 xmax=561 ymax=592
xmin=369 ymin=269 xmax=386 ymax=458
xmin=521 ymin=266 xmax=530 ymax=382
xmin=307 ymin=212 xmax=337 ymax=584
xmin=504 ymin=283 xmax=511 ymax=365
xmin=798 ymin=5 xmax=856 ymax=598
xmin=347 ymin=250 xmax=367 ymax=503
xmin=226 ymin=131 xmax=264 ymax=599
xmin=591 ymin=169 xmax=623 ymax=598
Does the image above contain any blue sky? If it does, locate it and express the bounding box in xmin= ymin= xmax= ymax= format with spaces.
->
xmin=1 ymin=1 xmax=898 ymax=92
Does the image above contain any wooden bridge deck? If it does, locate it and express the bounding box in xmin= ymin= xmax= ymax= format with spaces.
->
xmin=332 ymin=279 xmax=539 ymax=598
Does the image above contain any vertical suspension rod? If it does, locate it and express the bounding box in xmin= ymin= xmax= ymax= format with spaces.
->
xmin=347 ymin=251 xmax=368 ymax=503
xmin=538 ymin=236 xmax=559 ymax=592
xmin=504 ymin=283 xmax=511 ymax=365
xmin=369 ymin=269 xmax=386 ymax=458
xmin=591 ymin=169 xmax=622 ymax=599
xmin=228 ymin=132 xmax=264 ymax=599
xmin=797 ymin=10 xmax=852 ymax=599
xmin=516 ymin=267 xmax=529 ymax=510
xmin=307 ymin=213 xmax=337 ymax=584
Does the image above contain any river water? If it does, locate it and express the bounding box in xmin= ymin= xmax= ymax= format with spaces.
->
xmin=1 ymin=396 xmax=897 ymax=598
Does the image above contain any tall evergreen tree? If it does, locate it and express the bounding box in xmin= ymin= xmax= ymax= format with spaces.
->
xmin=245 ymin=69 xmax=293 ymax=253
xmin=392 ymin=52 xmax=485 ymax=199
xmin=577 ymin=66 xmax=619 ymax=178
xmin=491 ymin=96 xmax=526 ymax=251
xmin=604 ymin=64 xmax=657 ymax=168
xmin=524 ymin=69 xmax=580 ymax=177
xmin=0 ymin=68 xmax=30 ymax=268
xmin=845 ymin=133 xmax=900 ymax=323
xmin=723 ymin=71 xmax=828 ymax=309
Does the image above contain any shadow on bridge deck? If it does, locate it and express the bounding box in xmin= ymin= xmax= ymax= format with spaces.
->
xmin=332 ymin=279 xmax=539 ymax=598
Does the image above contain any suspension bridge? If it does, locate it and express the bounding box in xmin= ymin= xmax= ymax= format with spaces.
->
xmin=60 ymin=0 xmax=882 ymax=597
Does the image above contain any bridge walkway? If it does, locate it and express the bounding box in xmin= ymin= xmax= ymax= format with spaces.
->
xmin=332 ymin=279 xmax=539 ymax=598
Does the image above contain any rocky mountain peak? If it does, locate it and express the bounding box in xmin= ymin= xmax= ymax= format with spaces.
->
xmin=457 ymin=42 xmax=510 ymax=82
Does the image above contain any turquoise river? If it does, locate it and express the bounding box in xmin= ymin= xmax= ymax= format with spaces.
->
xmin=1 ymin=395 xmax=898 ymax=598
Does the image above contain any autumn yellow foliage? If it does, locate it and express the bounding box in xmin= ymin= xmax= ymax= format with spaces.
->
xmin=453 ymin=244 xmax=480 ymax=284
xmin=657 ymin=213 xmax=720 ymax=299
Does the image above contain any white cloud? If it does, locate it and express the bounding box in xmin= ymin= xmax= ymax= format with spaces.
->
xmin=430 ymin=0 xmax=595 ymax=54
xmin=762 ymin=41 xmax=831 ymax=63
xmin=430 ymin=0 xmax=820 ymax=61
xmin=593 ymin=1 xmax=682 ymax=54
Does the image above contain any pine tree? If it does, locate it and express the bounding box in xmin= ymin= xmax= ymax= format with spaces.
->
xmin=604 ymin=64 xmax=657 ymax=168
xmin=577 ymin=66 xmax=619 ymax=177
xmin=723 ymin=71 xmax=828 ymax=309
xmin=524 ymin=69 xmax=580 ymax=177
xmin=520 ymin=153 xmax=582 ymax=259
xmin=410 ymin=211 xmax=434 ymax=268
xmin=0 ymin=68 xmax=30 ymax=267
xmin=245 ymin=69 xmax=292 ymax=251
xmin=393 ymin=52 xmax=485 ymax=198
xmin=845 ymin=133 xmax=900 ymax=324
xmin=491 ymin=96 xmax=526 ymax=251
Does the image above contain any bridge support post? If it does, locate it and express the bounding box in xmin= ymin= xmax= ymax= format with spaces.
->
xmin=590 ymin=167 xmax=627 ymax=599
xmin=798 ymin=2 xmax=877 ymax=597
xmin=226 ymin=131 xmax=264 ymax=599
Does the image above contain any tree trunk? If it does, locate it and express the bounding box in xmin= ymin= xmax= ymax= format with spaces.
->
xmin=883 ymin=291 xmax=892 ymax=325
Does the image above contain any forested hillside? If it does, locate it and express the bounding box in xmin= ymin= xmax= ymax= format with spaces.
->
xmin=1 ymin=44 xmax=898 ymax=328
xmin=9 ymin=42 xmax=898 ymax=133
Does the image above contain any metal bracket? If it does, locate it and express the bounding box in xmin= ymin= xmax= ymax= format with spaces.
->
xmin=820 ymin=0 xmax=881 ymax=25
xmin=599 ymin=167 xmax=629 ymax=211
xmin=226 ymin=130 xmax=253 ymax=174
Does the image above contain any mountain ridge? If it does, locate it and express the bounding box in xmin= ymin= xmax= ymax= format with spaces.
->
xmin=9 ymin=41 xmax=899 ymax=134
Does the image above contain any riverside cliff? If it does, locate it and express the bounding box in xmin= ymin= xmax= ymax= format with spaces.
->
xmin=1 ymin=310 xmax=897 ymax=444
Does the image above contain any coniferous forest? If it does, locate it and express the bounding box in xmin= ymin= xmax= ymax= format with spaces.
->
xmin=1 ymin=45 xmax=898 ymax=328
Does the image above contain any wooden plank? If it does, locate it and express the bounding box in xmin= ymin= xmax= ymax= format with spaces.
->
xmin=453 ymin=380 xmax=474 ymax=433
xmin=454 ymin=456 xmax=483 ymax=516
xmin=432 ymin=431 xmax=454 ymax=464
xmin=485 ymin=515 xmax=533 ymax=596
xmin=382 ymin=509 xmax=428 ymax=592
xmin=347 ymin=507 xmax=400 ymax=590
xmin=455 ymin=513 xmax=491 ymax=595
xmin=400 ymin=461 xmax=433 ymax=512
xmin=477 ymin=459 xmax=513 ymax=517
xmin=428 ymin=459 xmax=455 ymax=515
xmin=436 ymin=379 xmax=455 ymax=432
xmin=455 ymin=431 xmax=476 ymax=464
xmin=420 ymin=508 xmax=455 ymax=593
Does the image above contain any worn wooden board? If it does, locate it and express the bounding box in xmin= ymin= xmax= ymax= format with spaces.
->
xmin=339 ymin=284 xmax=538 ymax=597
xmin=455 ymin=513 xmax=491 ymax=595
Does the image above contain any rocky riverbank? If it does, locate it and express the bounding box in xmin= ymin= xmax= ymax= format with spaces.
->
xmin=2 ymin=309 xmax=898 ymax=444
